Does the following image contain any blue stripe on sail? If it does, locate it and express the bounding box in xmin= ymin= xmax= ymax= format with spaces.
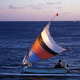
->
xmin=29 ymin=49 xmax=42 ymax=63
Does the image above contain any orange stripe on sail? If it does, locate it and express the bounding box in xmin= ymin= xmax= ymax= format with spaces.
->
xmin=32 ymin=38 xmax=53 ymax=60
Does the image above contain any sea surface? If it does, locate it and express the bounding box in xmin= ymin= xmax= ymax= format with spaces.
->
xmin=0 ymin=21 xmax=80 ymax=80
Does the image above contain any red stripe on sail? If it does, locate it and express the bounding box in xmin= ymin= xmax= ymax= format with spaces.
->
xmin=32 ymin=38 xmax=53 ymax=60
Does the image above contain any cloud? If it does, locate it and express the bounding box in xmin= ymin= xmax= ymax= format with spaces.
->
xmin=56 ymin=7 xmax=63 ymax=9
xmin=29 ymin=4 xmax=43 ymax=10
xmin=46 ymin=2 xmax=62 ymax=6
xmin=9 ymin=5 xmax=25 ymax=9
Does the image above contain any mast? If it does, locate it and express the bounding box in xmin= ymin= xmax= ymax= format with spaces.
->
xmin=27 ymin=53 xmax=32 ymax=66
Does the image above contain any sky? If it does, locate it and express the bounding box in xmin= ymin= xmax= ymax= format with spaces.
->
xmin=0 ymin=0 xmax=80 ymax=21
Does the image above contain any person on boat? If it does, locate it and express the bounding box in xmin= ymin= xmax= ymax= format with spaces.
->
xmin=54 ymin=60 xmax=63 ymax=68
xmin=65 ymin=64 xmax=69 ymax=71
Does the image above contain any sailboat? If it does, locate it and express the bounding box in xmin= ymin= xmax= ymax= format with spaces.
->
xmin=22 ymin=13 xmax=69 ymax=74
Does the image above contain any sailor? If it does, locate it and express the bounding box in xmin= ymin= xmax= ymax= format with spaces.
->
xmin=54 ymin=60 xmax=63 ymax=68
xmin=65 ymin=64 xmax=69 ymax=70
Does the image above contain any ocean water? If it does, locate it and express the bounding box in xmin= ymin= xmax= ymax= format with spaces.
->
xmin=0 ymin=21 xmax=80 ymax=80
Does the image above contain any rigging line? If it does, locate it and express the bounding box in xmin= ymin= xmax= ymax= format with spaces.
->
xmin=49 ymin=13 xmax=59 ymax=23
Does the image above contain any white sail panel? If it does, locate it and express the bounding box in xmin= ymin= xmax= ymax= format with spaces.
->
xmin=41 ymin=22 xmax=66 ymax=53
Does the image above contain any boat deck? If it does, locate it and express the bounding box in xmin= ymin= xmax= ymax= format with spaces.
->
xmin=23 ymin=67 xmax=68 ymax=74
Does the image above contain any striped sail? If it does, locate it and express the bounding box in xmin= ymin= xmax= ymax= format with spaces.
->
xmin=23 ymin=22 xmax=66 ymax=65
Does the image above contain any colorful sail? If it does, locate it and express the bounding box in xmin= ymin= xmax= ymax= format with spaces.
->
xmin=22 ymin=21 xmax=66 ymax=65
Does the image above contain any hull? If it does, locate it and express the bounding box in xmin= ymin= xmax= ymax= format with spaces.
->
xmin=0 ymin=73 xmax=80 ymax=77
xmin=23 ymin=67 xmax=68 ymax=74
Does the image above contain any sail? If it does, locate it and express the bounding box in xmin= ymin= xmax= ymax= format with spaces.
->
xmin=23 ymin=22 xmax=66 ymax=65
